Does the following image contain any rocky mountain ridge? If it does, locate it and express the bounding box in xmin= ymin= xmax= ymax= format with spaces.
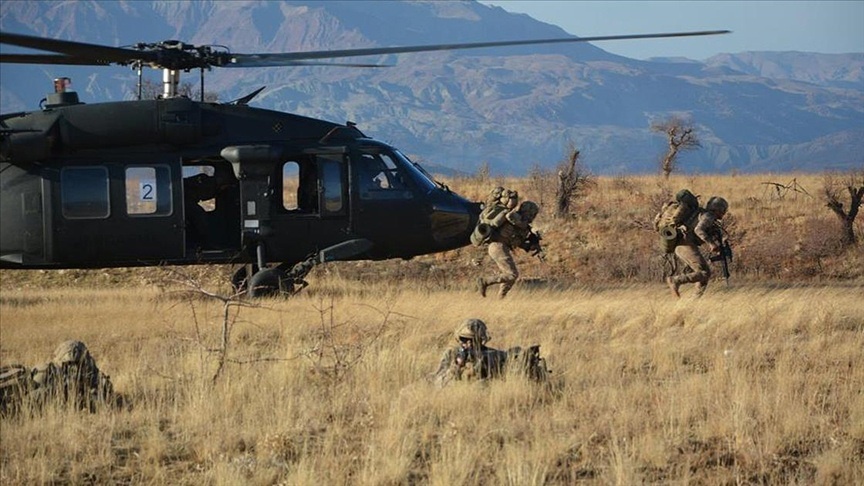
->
xmin=1 ymin=0 xmax=861 ymax=174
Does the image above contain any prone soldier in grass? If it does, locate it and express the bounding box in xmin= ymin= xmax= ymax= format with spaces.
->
xmin=432 ymin=318 xmax=549 ymax=386
xmin=1 ymin=340 xmax=117 ymax=415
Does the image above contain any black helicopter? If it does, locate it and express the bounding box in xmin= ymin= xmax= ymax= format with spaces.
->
xmin=0 ymin=29 xmax=728 ymax=296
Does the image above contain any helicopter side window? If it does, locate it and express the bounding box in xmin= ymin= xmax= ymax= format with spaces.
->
xmin=60 ymin=167 xmax=110 ymax=219
xmin=319 ymin=156 xmax=344 ymax=214
xmin=357 ymin=153 xmax=410 ymax=200
xmin=281 ymin=160 xmax=319 ymax=213
xmin=126 ymin=166 xmax=173 ymax=216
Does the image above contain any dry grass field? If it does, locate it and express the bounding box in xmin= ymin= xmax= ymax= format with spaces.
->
xmin=1 ymin=173 xmax=862 ymax=485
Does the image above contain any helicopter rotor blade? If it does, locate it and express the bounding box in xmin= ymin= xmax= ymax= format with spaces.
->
xmin=222 ymin=59 xmax=394 ymax=68
xmin=1 ymin=29 xmax=729 ymax=70
xmin=226 ymin=30 xmax=730 ymax=67
xmin=0 ymin=53 xmax=113 ymax=66
xmin=0 ymin=31 xmax=156 ymax=65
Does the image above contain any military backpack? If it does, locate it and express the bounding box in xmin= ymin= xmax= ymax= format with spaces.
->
xmin=656 ymin=189 xmax=700 ymax=253
xmin=470 ymin=187 xmax=518 ymax=246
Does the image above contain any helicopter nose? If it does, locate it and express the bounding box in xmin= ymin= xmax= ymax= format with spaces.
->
xmin=429 ymin=198 xmax=480 ymax=247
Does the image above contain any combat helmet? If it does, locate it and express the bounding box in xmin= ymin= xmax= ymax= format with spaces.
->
xmin=519 ymin=200 xmax=539 ymax=222
xmin=51 ymin=340 xmax=95 ymax=368
xmin=705 ymin=196 xmax=729 ymax=216
xmin=455 ymin=318 xmax=489 ymax=345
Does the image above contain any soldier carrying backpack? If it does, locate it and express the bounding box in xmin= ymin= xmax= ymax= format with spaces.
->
xmin=471 ymin=186 xmax=543 ymax=298
xmin=653 ymin=190 xmax=729 ymax=298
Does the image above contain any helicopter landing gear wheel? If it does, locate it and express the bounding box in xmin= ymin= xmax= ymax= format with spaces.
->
xmin=247 ymin=268 xmax=282 ymax=298
xmin=230 ymin=264 xmax=259 ymax=295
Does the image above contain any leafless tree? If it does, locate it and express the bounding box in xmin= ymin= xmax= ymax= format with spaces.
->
xmin=162 ymin=266 xmax=257 ymax=384
xmin=474 ymin=160 xmax=491 ymax=185
xmin=651 ymin=116 xmax=701 ymax=179
xmin=554 ymin=145 xmax=592 ymax=219
xmin=823 ymin=170 xmax=864 ymax=246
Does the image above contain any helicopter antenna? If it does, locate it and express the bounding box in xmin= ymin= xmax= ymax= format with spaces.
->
xmin=227 ymin=86 xmax=266 ymax=106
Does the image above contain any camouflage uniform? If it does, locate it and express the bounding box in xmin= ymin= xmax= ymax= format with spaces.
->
xmin=0 ymin=340 xmax=115 ymax=415
xmin=478 ymin=200 xmax=539 ymax=298
xmin=666 ymin=196 xmax=728 ymax=297
xmin=432 ymin=319 xmax=549 ymax=386
xmin=433 ymin=319 xmax=505 ymax=385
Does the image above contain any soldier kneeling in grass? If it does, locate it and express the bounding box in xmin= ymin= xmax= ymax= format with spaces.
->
xmin=432 ymin=318 xmax=549 ymax=387
xmin=0 ymin=340 xmax=118 ymax=415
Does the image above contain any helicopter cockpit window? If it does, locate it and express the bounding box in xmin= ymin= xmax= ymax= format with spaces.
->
xmin=282 ymin=160 xmax=319 ymax=213
xmin=126 ymin=166 xmax=173 ymax=216
xmin=61 ymin=167 xmax=110 ymax=219
xmin=357 ymin=152 xmax=410 ymax=200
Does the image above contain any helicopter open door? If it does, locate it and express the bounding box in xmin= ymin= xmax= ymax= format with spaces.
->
xmin=181 ymin=160 xmax=241 ymax=254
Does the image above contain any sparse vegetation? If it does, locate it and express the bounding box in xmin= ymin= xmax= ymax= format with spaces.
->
xmin=822 ymin=170 xmax=864 ymax=246
xmin=1 ymin=173 xmax=862 ymax=484
xmin=554 ymin=146 xmax=593 ymax=220
xmin=651 ymin=116 xmax=701 ymax=179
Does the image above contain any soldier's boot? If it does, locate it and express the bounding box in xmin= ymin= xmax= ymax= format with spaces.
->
xmin=499 ymin=281 xmax=514 ymax=299
xmin=477 ymin=277 xmax=488 ymax=298
xmin=666 ymin=277 xmax=680 ymax=298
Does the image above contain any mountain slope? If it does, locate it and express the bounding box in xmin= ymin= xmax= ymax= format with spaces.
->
xmin=1 ymin=0 xmax=861 ymax=174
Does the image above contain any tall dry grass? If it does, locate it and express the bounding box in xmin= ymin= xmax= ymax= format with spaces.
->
xmin=1 ymin=172 xmax=862 ymax=484
xmin=1 ymin=276 xmax=862 ymax=484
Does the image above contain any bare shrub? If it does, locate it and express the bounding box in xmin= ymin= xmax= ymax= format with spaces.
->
xmin=611 ymin=173 xmax=637 ymax=193
xmin=795 ymin=217 xmax=848 ymax=276
xmin=474 ymin=161 xmax=491 ymax=185
xmin=527 ymin=162 xmax=555 ymax=208
xmin=740 ymin=230 xmax=798 ymax=279
xmin=161 ymin=267 xmax=260 ymax=383
xmin=761 ymin=178 xmax=812 ymax=200
xmin=554 ymin=146 xmax=593 ymax=219
xmin=822 ymin=171 xmax=864 ymax=246
xmin=301 ymin=298 xmax=394 ymax=383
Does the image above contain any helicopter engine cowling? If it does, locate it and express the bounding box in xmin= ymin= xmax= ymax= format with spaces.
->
xmin=1 ymin=98 xmax=207 ymax=164
xmin=0 ymin=131 xmax=51 ymax=163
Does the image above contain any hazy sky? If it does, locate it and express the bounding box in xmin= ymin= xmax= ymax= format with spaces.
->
xmin=480 ymin=1 xmax=864 ymax=60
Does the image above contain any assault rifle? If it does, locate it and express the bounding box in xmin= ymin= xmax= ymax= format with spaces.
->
xmin=456 ymin=347 xmax=475 ymax=366
xmin=520 ymin=229 xmax=546 ymax=262
xmin=709 ymin=240 xmax=733 ymax=285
